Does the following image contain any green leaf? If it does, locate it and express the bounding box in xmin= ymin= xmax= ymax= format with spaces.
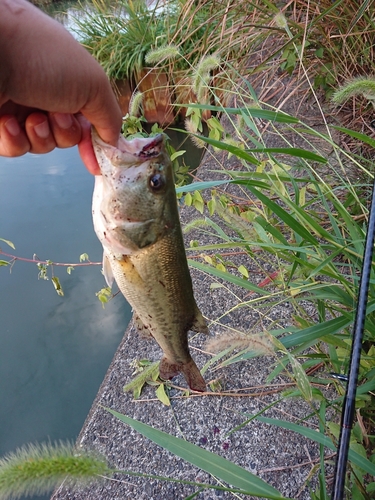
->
xmin=0 ymin=238 xmax=15 ymax=249
xmin=176 ymin=180 xmax=230 ymax=194
xmin=207 ymin=116 xmax=224 ymax=132
xmin=281 ymin=314 xmax=352 ymax=349
xmin=123 ymin=361 xmax=160 ymax=399
xmin=286 ymin=352 xmax=312 ymax=402
xmin=174 ymin=104 xmax=299 ymax=123
xmin=107 ymin=409 xmax=285 ymax=499
xmin=184 ymin=192 xmax=193 ymax=206
xmin=170 ymin=150 xmax=186 ymax=161
xmin=51 ymin=277 xmax=64 ymax=297
xmin=190 ymin=135 xmax=260 ymax=166
xmin=245 ymin=147 xmax=326 ymax=163
xmin=0 ymin=260 xmax=9 ymax=266
xmin=79 ymin=253 xmax=89 ymax=262
xmin=192 ymin=190 xmax=204 ymax=214
xmin=188 ymin=260 xmax=269 ymax=295
xmin=175 ymin=179 xmax=268 ymax=194
xmin=254 ymin=215 xmax=289 ymax=245
xmin=238 ymin=265 xmax=249 ymax=279
xmin=332 ymin=126 xmax=375 ymax=149
xmin=246 ymin=186 xmax=319 ymax=245
xmin=95 ymin=286 xmax=112 ymax=308
xmin=223 ymin=169 xmax=318 ymax=185
xmin=155 ymin=384 xmax=170 ymax=406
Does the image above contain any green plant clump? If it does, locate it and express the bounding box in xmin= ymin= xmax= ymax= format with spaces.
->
xmin=73 ymin=0 xmax=276 ymax=91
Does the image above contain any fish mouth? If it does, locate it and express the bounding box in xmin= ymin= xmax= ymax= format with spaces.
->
xmin=92 ymin=128 xmax=165 ymax=168
xmin=116 ymin=218 xmax=158 ymax=235
xmin=117 ymin=134 xmax=164 ymax=159
xmin=122 ymin=219 xmax=154 ymax=226
xmin=100 ymin=209 xmax=154 ymax=227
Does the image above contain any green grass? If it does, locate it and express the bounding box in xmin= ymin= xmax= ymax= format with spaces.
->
xmin=170 ymin=85 xmax=375 ymax=496
xmin=107 ymin=86 xmax=375 ymax=497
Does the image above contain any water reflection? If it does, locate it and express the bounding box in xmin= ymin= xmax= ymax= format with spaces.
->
xmin=41 ymin=0 xmax=100 ymax=39
xmin=0 ymin=147 xmax=130 ymax=500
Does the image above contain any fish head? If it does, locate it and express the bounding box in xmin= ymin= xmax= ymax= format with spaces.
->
xmin=92 ymin=129 xmax=176 ymax=255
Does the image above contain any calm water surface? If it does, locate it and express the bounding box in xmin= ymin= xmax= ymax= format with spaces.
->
xmin=0 ymin=148 xmax=131 ymax=499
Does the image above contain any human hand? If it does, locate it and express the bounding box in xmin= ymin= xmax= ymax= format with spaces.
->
xmin=0 ymin=0 xmax=122 ymax=174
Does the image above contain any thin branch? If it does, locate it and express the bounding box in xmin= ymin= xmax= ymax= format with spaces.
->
xmin=258 ymin=453 xmax=336 ymax=474
xmin=0 ymin=250 xmax=101 ymax=267
xmin=132 ymin=380 xmax=326 ymax=402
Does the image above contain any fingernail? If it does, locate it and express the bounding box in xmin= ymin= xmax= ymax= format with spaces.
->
xmin=4 ymin=117 xmax=21 ymax=137
xmin=53 ymin=113 xmax=73 ymax=129
xmin=34 ymin=120 xmax=50 ymax=139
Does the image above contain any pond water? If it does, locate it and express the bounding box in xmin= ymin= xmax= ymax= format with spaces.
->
xmin=0 ymin=148 xmax=131 ymax=500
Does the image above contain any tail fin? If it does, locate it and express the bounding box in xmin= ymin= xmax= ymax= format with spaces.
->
xmin=159 ymin=357 xmax=206 ymax=392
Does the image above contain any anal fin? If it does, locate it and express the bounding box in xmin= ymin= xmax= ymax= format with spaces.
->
xmin=191 ymin=308 xmax=209 ymax=335
xmin=132 ymin=313 xmax=153 ymax=339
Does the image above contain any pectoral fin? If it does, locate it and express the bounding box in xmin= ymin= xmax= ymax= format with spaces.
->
xmin=102 ymin=251 xmax=114 ymax=287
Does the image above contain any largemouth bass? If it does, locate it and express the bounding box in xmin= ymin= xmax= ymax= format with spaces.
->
xmin=92 ymin=129 xmax=208 ymax=392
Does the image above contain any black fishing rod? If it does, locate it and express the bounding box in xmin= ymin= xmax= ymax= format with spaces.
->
xmin=331 ymin=177 xmax=375 ymax=499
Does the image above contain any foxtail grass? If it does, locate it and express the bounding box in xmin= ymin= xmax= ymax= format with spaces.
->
xmin=128 ymin=91 xmax=143 ymax=117
xmin=0 ymin=441 xmax=111 ymax=500
xmin=332 ymin=76 xmax=375 ymax=104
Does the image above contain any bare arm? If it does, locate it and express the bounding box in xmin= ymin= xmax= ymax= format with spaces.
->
xmin=0 ymin=0 xmax=122 ymax=173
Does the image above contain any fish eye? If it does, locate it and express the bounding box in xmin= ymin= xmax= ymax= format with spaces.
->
xmin=149 ymin=173 xmax=164 ymax=191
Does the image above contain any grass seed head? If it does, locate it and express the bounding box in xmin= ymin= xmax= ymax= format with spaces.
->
xmin=205 ymin=332 xmax=275 ymax=357
xmin=145 ymin=45 xmax=180 ymax=65
xmin=129 ymin=91 xmax=144 ymax=117
xmin=0 ymin=441 xmax=111 ymax=500
xmin=332 ymin=76 xmax=375 ymax=104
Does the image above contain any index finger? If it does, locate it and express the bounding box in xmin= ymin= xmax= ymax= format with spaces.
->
xmin=80 ymin=79 xmax=122 ymax=147
xmin=77 ymin=116 xmax=101 ymax=175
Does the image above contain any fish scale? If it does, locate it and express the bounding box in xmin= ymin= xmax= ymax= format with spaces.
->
xmin=92 ymin=129 xmax=208 ymax=392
